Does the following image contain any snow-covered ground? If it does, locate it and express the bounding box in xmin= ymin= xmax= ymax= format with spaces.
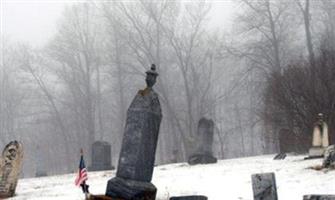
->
xmin=11 ymin=154 xmax=335 ymax=200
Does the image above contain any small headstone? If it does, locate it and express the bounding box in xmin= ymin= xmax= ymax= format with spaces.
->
xmin=90 ymin=141 xmax=114 ymax=171
xmin=170 ymin=195 xmax=208 ymax=200
xmin=273 ymin=153 xmax=286 ymax=160
xmin=106 ymin=64 xmax=162 ymax=200
xmin=322 ymin=145 xmax=335 ymax=168
xmin=308 ymin=113 xmax=329 ymax=158
xmin=188 ymin=118 xmax=217 ymax=165
xmin=0 ymin=141 xmax=23 ymax=198
xmin=303 ymin=195 xmax=335 ymax=200
xmin=251 ymin=172 xmax=278 ymax=200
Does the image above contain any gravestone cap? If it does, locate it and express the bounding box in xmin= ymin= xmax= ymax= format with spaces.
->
xmin=146 ymin=64 xmax=159 ymax=76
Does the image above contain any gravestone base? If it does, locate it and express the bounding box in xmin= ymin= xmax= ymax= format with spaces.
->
xmin=303 ymin=195 xmax=335 ymax=200
xmin=0 ymin=193 xmax=14 ymax=199
xmin=188 ymin=154 xmax=217 ymax=165
xmin=88 ymin=194 xmax=121 ymax=200
xmin=308 ymin=147 xmax=325 ymax=157
xmin=106 ymin=177 xmax=156 ymax=200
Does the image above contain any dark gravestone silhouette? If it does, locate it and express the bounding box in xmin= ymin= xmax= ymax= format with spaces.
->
xmin=106 ymin=64 xmax=162 ymax=200
xmin=188 ymin=118 xmax=217 ymax=165
xmin=90 ymin=141 xmax=114 ymax=171
xmin=251 ymin=173 xmax=278 ymax=200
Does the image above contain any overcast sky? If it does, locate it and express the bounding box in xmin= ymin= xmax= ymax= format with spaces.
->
xmin=1 ymin=0 xmax=236 ymax=47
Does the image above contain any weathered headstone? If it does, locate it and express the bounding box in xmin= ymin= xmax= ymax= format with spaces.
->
xmin=105 ymin=64 xmax=162 ymax=200
xmin=188 ymin=118 xmax=217 ymax=165
xmin=251 ymin=173 xmax=278 ymax=200
xmin=90 ymin=141 xmax=114 ymax=171
xmin=308 ymin=113 xmax=329 ymax=158
xmin=303 ymin=195 xmax=335 ymax=200
xmin=0 ymin=141 xmax=23 ymax=198
xmin=322 ymin=145 xmax=335 ymax=168
xmin=170 ymin=195 xmax=208 ymax=200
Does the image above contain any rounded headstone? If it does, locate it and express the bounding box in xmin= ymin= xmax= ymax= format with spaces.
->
xmin=91 ymin=141 xmax=113 ymax=171
xmin=188 ymin=117 xmax=217 ymax=165
xmin=0 ymin=141 xmax=23 ymax=198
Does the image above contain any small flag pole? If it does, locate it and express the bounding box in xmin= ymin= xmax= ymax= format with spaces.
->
xmin=80 ymin=149 xmax=89 ymax=200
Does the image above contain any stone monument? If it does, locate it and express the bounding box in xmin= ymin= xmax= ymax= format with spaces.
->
xmin=251 ymin=172 xmax=278 ymax=200
xmin=322 ymin=145 xmax=335 ymax=168
xmin=105 ymin=64 xmax=162 ymax=200
xmin=308 ymin=113 xmax=329 ymax=158
xmin=90 ymin=141 xmax=114 ymax=171
xmin=0 ymin=141 xmax=23 ymax=198
xmin=188 ymin=118 xmax=217 ymax=165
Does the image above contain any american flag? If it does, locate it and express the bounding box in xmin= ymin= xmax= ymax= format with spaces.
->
xmin=75 ymin=149 xmax=88 ymax=187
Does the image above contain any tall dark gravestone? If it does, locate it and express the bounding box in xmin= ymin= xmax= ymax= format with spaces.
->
xmin=106 ymin=64 xmax=162 ymax=200
xmin=188 ymin=118 xmax=217 ymax=165
xmin=90 ymin=141 xmax=113 ymax=171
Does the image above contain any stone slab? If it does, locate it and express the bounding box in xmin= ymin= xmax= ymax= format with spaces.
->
xmin=309 ymin=147 xmax=325 ymax=157
xmin=90 ymin=141 xmax=114 ymax=171
xmin=89 ymin=194 xmax=124 ymax=200
xmin=170 ymin=195 xmax=208 ymax=200
xmin=251 ymin=173 xmax=278 ymax=200
xmin=303 ymin=195 xmax=335 ymax=200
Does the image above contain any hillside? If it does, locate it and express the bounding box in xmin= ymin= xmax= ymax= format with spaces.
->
xmin=11 ymin=155 xmax=335 ymax=200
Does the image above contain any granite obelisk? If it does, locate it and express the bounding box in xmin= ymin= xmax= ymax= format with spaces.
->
xmin=106 ymin=64 xmax=162 ymax=200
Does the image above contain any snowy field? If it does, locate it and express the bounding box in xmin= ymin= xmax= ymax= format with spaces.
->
xmin=11 ymin=155 xmax=335 ymax=200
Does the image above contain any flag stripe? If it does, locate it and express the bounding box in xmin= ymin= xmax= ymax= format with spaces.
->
xmin=74 ymin=154 xmax=88 ymax=186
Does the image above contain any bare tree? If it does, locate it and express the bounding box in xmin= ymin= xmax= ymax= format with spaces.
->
xmin=17 ymin=44 xmax=72 ymax=171
xmin=295 ymin=0 xmax=316 ymax=68
xmin=47 ymin=3 xmax=104 ymax=162
xmin=232 ymin=0 xmax=297 ymax=153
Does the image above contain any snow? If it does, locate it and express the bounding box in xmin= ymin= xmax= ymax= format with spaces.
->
xmin=10 ymin=154 xmax=335 ymax=200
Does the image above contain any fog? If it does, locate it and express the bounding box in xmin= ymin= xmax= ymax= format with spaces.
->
xmin=1 ymin=0 xmax=335 ymax=178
